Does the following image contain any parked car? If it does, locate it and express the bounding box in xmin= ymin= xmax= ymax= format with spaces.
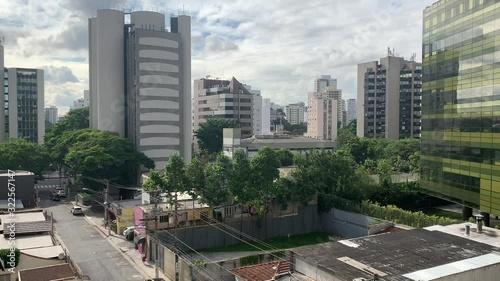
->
xmin=55 ymin=188 xmax=66 ymax=197
xmin=70 ymin=206 xmax=83 ymax=216
xmin=51 ymin=194 xmax=60 ymax=201
xmin=123 ymin=226 xmax=135 ymax=236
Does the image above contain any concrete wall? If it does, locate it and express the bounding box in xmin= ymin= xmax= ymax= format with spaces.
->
xmin=319 ymin=208 xmax=370 ymax=238
xmin=0 ymin=173 xmax=35 ymax=206
xmin=294 ymin=257 xmax=342 ymax=281
xmin=163 ymin=205 xmax=319 ymax=251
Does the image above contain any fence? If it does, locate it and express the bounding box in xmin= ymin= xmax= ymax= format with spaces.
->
xmin=160 ymin=204 xmax=319 ymax=251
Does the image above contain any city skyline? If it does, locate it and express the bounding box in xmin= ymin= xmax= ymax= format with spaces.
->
xmin=0 ymin=0 xmax=435 ymax=116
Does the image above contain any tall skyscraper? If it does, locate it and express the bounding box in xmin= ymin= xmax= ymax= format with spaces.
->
xmin=4 ymin=68 xmax=45 ymax=144
xmin=45 ymin=106 xmax=58 ymax=124
xmin=357 ymin=55 xmax=422 ymax=139
xmin=347 ymin=98 xmax=356 ymax=125
xmin=421 ymin=0 xmax=500 ymax=220
xmin=193 ymin=77 xmax=253 ymax=138
xmin=89 ymin=9 xmax=192 ymax=168
xmin=0 ymin=38 xmax=4 ymax=142
xmin=315 ymin=75 xmax=337 ymax=93
xmin=262 ymin=98 xmax=271 ymax=135
xmin=305 ymin=82 xmax=342 ymax=141
xmin=285 ymin=102 xmax=306 ymax=125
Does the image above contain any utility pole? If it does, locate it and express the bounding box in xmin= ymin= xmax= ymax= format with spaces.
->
xmin=141 ymin=190 xmax=160 ymax=279
xmin=174 ymin=192 xmax=179 ymax=281
xmin=58 ymin=164 xmax=62 ymax=189
xmin=104 ymin=179 xmax=110 ymax=236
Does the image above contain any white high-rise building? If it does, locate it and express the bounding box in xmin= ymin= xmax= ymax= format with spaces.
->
xmin=262 ymin=99 xmax=271 ymax=135
xmin=305 ymin=78 xmax=342 ymax=141
xmin=244 ymin=84 xmax=263 ymax=136
xmin=347 ymin=99 xmax=356 ymax=126
xmin=89 ymin=9 xmax=192 ymax=168
xmin=285 ymin=102 xmax=305 ymax=125
xmin=72 ymin=98 xmax=86 ymax=110
xmin=45 ymin=106 xmax=58 ymax=124
xmin=83 ymin=90 xmax=90 ymax=107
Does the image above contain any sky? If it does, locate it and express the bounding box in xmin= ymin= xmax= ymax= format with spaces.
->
xmin=0 ymin=0 xmax=437 ymax=116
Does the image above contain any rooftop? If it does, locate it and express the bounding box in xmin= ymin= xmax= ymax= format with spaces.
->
xmin=0 ymin=234 xmax=53 ymax=250
xmin=238 ymin=136 xmax=336 ymax=150
xmin=231 ymin=260 xmax=291 ymax=281
xmin=0 ymin=211 xmax=45 ymax=224
xmin=111 ymin=199 xmax=142 ymax=209
xmin=21 ymin=245 xmax=65 ymax=259
xmin=292 ymin=227 xmax=500 ymax=281
xmin=3 ymin=221 xmax=51 ymax=236
xmin=18 ymin=263 xmax=75 ymax=281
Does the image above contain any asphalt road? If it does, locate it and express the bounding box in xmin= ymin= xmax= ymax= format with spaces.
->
xmin=39 ymin=190 xmax=144 ymax=281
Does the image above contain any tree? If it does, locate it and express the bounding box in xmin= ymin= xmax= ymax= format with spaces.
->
xmin=185 ymin=155 xmax=206 ymax=199
xmin=195 ymin=118 xmax=240 ymax=154
xmin=376 ymin=159 xmax=392 ymax=187
xmin=250 ymin=147 xmax=280 ymax=216
xmin=64 ymin=129 xmax=154 ymax=187
xmin=229 ymin=149 xmax=254 ymax=203
xmin=44 ymin=107 xmax=89 ymax=153
xmin=346 ymin=119 xmax=357 ymax=135
xmin=409 ymin=151 xmax=421 ymax=174
xmin=162 ymin=153 xmax=189 ymax=200
xmin=0 ymin=139 xmax=50 ymax=176
xmin=276 ymin=148 xmax=294 ymax=167
xmin=199 ymin=153 xmax=232 ymax=207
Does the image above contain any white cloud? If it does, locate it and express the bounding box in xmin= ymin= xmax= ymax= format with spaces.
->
xmin=1 ymin=0 xmax=436 ymax=113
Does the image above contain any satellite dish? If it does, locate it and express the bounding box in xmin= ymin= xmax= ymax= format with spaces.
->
xmin=58 ymin=253 xmax=65 ymax=260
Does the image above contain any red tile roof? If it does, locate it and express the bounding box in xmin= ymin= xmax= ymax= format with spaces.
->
xmin=375 ymin=226 xmax=406 ymax=234
xmin=231 ymin=260 xmax=291 ymax=281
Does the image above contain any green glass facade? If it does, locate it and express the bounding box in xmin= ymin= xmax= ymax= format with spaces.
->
xmin=422 ymin=0 xmax=500 ymax=215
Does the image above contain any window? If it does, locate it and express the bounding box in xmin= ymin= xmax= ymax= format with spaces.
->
xmin=159 ymin=215 xmax=168 ymax=223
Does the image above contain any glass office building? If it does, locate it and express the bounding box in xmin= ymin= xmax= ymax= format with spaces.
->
xmin=422 ymin=0 xmax=500 ymax=216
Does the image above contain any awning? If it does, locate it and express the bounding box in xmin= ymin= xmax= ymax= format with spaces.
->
xmin=134 ymin=235 xmax=145 ymax=244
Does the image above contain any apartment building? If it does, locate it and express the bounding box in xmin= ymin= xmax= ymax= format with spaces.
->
xmin=285 ymin=102 xmax=305 ymax=125
xmin=262 ymin=98 xmax=271 ymax=135
xmin=89 ymin=9 xmax=192 ymax=169
xmin=193 ymin=77 xmax=254 ymax=138
xmin=357 ymin=55 xmax=422 ymax=139
xmin=3 ymin=68 xmax=45 ymax=144
xmin=305 ymin=84 xmax=342 ymax=141
xmin=45 ymin=106 xmax=58 ymax=124
xmin=243 ymin=84 xmax=263 ymax=135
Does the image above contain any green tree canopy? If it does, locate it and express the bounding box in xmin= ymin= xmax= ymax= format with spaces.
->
xmin=44 ymin=107 xmax=89 ymax=154
xmin=229 ymin=149 xmax=254 ymax=204
xmin=199 ymin=153 xmax=232 ymax=207
xmin=64 ymin=129 xmax=154 ymax=187
xmin=0 ymin=138 xmax=50 ymax=176
xmin=276 ymin=148 xmax=294 ymax=167
xmin=195 ymin=118 xmax=240 ymax=154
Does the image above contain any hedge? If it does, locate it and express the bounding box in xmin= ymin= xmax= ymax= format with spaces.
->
xmin=0 ymin=248 xmax=20 ymax=268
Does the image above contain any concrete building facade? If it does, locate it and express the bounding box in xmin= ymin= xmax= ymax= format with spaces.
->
xmin=4 ymin=68 xmax=44 ymax=144
xmin=285 ymin=102 xmax=305 ymax=125
xmin=89 ymin=9 xmax=192 ymax=168
xmin=0 ymin=40 xmax=4 ymax=142
xmin=193 ymin=77 xmax=253 ymax=138
xmin=315 ymin=75 xmax=337 ymax=92
xmin=357 ymin=55 xmax=422 ymax=139
xmin=347 ymin=98 xmax=356 ymax=125
xmin=305 ymin=88 xmax=340 ymax=141
xmin=44 ymin=106 xmax=58 ymax=124
xmin=262 ymin=98 xmax=271 ymax=135
xmin=244 ymin=84 xmax=263 ymax=135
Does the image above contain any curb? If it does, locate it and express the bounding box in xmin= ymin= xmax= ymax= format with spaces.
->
xmin=82 ymin=212 xmax=152 ymax=280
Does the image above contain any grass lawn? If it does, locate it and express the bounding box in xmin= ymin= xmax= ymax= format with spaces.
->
xmin=421 ymin=208 xmax=463 ymax=221
xmin=201 ymin=232 xmax=330 ymax=252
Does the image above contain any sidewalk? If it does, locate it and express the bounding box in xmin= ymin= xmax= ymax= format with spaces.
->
xmin=76 ymin=202 xmax=171 ymax=281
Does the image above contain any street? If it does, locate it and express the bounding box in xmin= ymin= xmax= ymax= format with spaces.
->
xmin=38 ymin=182 xmax=144 ymax=281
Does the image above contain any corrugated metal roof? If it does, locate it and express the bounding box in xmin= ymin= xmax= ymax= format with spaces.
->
xmin=0 ymin=212 xmax=45 ymax=224
xmin=0 ymin=234 xmax=53 ymax=250
xmin=21 ymin=245 xmax=64 ymax=259
xmin=403 ymin=252 xmax=500 ymax=281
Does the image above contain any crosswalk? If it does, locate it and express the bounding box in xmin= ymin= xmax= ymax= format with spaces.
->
xmin=35 ymin=185 xmax=59 ymax=189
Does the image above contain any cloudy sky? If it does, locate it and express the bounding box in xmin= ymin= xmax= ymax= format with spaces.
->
xmin=0 ymin=0 xmax=436 ymax=116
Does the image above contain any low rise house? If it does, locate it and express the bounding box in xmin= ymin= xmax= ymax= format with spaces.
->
xmin=0 ymin=211 xmax=66 ymax=274
xmin=222 ymin=128 xmax=335 ymax=159
xmin=0 ymin=171 xmax=35 ymax=207
xmin=109 ymin=199 xmax=141 ymax=234
xmin=292 ymin=223 xmax=500 ymax=281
